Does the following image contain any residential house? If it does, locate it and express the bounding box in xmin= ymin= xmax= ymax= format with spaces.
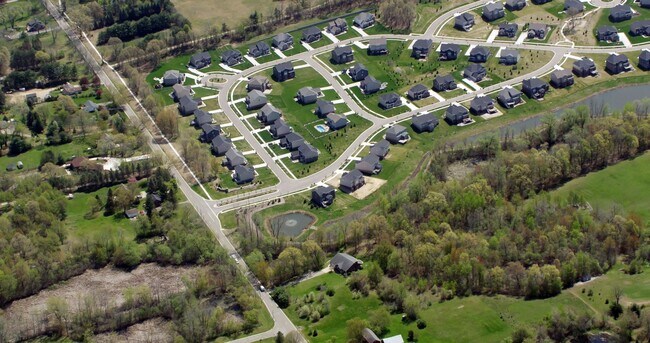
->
xmin=326 ymin=113 xmax=349 ymax=130
xmin=573 ymin=58 xmax=598 ymax=77
xmin=454 ymin=12 xmax=475 ymax=31
xmin=445 ymin=104 xmax=470 ymax=125
xmin=532 ymin=0 xmax=552 ymax=3
xmin=407 ymin=84 xmax=430 ymax=101
xmin=246 ymin=90 xmax=268 ymax=110
xmin=327 ymin=18 xmax=348 ymax=35
xmin=499 ymin=49 xmax=520 ymax=65
xmin=249 ymin=41 xmax=271 ymax=58
xmin=498 ymin=23 xmax=519 ymax=38
xmin=642 ymin=0 xmax=650 ymax=8
xmin=630 ymin=21 xmax=650 ymax=36
xmin=178 ymin=95 xmax=199 ymax=116
xmin=370 ymin=139 xmax=390 ymax=159
xmin=469 ymin=45 xmax=491 ymax=63
xmin=296 ymin=143 xmax=319 ymax=164
xmin=62 ymin=82 xmax=82 ymax=95
xmin=26 ymin=18 xmax=45 ymax=32
xmin=506 ymin=0 xmax=527 ymax=11
xmin=606 ymin=54 xmax=632 ymax=74
xmin=564 ymin=0 xmax=585 ymax=13
xmin=223 ymin=148 xmax=248 ymax=169
xmin=233 ymin=165 xmax=255 ymax=184
xmin=522 ymin=77 xmax=550 ymax=99
xmin=483 ymin=2 xmax=506 ymax=22
xmin=270 ymin=119 xmax=292 ymax=138
xmin=385 ymin=124 xmax=410 ymax=144
xmin=192 ymin=109 xmax=212 ymax=128
xmin=297 ymin=87 xmax=321 ymax=104
xmin=463 ymin=63 xmax=487 ymax=82
xmin=339 ymin=169 xmax=365 ymax=193
xmin=360 ymin=76 xmax=382 ymax=95
xmin=412 ymin=39 xmax=433 ymax=59
xmin=439 ymin=43 xmax=461 ymax=61
xmin=332 ymin=46 xmax=354 ymax=64
xmin=257 ymin=104 xmax=282 ymax=125
xmin=433 ymin=74 xmax=457 ymax=92
xmin=302 ymin=26 xmax=322 ymax=43
xmin=550 ymin=69 xmax=575 ymax=89
xmin=354 ymin=12 xmax=376 ymax=29
xmin=315 ymin=99 xmax=336 ymax=117
xmin=348 ymin=63 xmax=369 ymax=81
xmin=411 ymin=112 xmax=439 ymax=133
xmin=312 ymin=185 xmax=335 ymax=207
xmin=171 ymin=84 xmax=192 ymax=102
xmin=221 ymin=50 xmax=243 ymax=67
xmin=83 ymin=100 xmax=99 ymax=113
xmin=639 ymin=49 xmax=650 ymax=70
xmin=527 ymin=23 xmax=548 ymax=39
xmin=25 ymin=93 xmax=38 ymax=106
xmin=272 ymin=33 xmax=294 ymax=51
xmin=200 ymin=124 xmax=220 ymax=143
xmin=162 ymin=70 xmax=184 ymax=87
xmin=247 ymin=75 xmax=271 ymax=92
xmin=362 ymin=328 xmax=382 ymax=343
xmin=596 ymin=26 xmax=619 ymax=42
xmin=610 ymin=5 xmax=633 ymax=22
xmin=125 ymin=209 xmax=139 ymax=219
xmin=378 ymin=92 xmax=402 ymax=110
xmin=497 ymin=87 xmax=523 ymax=108
xmin=356 ymin=154 xmax=382 ymax=175
xmin=189 ymin=52 xmax=211 ymax=69
xmin=272 ymin=62 xmax=295 ymax=82
xmin=280 ymin=132 xmax=305 ymax=150
xmin=211 ymin=136 xmax=233 ymax=156
xmin=367 ymin=38 xmax=388 ymax=55
xmin=470 ymin=95 xmax=496 ymax=115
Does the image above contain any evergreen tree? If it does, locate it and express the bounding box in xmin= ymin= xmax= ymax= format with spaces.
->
xmin=104 ymin=188 xmax=115 ymax=215
xmin=144 ymin=193 xmax=154 ymax=218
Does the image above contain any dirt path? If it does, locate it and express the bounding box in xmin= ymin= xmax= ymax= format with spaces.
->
xmin=568 ymin=288 xmax=600 ymax=316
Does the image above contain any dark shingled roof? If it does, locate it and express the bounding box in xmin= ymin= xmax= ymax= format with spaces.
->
xmin=330 ymin=252 xmax=362 ymax=272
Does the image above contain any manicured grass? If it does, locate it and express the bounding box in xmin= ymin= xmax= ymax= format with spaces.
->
xmin=593 ymin=0 xmax=650 ymax=45
xmin=411 ymin=0 xmax=475 ymax=33
xmin=0 ymin=139 xmax=92 ymax=172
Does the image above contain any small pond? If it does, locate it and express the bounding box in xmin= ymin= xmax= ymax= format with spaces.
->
xmin=268 ymin=212 xmax=316 ymax=237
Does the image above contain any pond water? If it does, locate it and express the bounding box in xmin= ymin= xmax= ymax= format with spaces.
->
xmin=270 ymin=212 xmax=316 ymax=237
xmin=466 ymin=84 xmax=650 ymax=143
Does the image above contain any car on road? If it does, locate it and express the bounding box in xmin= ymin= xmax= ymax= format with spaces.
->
xmin=230 ymin=253 xmax=239 ymax=263
xmin=259 ymin=285 xmax=266 ymax=292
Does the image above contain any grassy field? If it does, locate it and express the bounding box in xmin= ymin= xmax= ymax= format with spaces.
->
xmin=411 ymin=0 xmax=474 ymax=33
xmin=0 ymin=138 xmax=92 ymax=172
xmin=593 ymin=0 xmax=650 ymax=45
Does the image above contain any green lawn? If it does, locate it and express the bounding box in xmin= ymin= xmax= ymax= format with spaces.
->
xmin=593 ymin=0 xmax=650 ymax=45
xmin=0 ymin=139 xmax=92 ymax=172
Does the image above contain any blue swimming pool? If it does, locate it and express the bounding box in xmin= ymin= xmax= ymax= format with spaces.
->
xmin=314 ymin=124 xmax=329 ymax=133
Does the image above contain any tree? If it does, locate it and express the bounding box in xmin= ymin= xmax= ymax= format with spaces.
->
xmin=369 ymin=307 xmax=390 ymax=335
xmin=104 ymin=188 xmax=115 ymax=215
xmin=271 ymin=286 xmax=290 ymax=308
xmin=346 ymin=317 xmax=368 ymax=343
xmin=46 ymin=297 xmax=69 ymax=337
xmin=112 ymin=241 xmax=142 ymax=269
xmin=275 ymin=247 xmax=306 ymax=281
xmin=145 ymin=193 xmax=155 ymax=218
xmin=156 ymin=107 xmax=179 ymax=139
xmin=275 ymin=331 xmax=284 ymax=343
xmin=301 ymin=240 xmax=325 ymax=271
xmin=379 ymin=0 xmax=416 ymax=31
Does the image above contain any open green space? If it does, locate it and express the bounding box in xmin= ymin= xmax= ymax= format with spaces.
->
xmin=594 ymin=0 xmax=650 ymax=45
xmin=0 ymin=138 xmax=92 ymax=172
xmin=411 ymin=0 xmax=474 ymax=33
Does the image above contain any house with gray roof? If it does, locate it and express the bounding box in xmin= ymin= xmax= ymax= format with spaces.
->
xmin=499 ymin=49 xmax=520 ymax=65
xmin=499 ymin=23 xmax=519 ymax=38
xmin=224 ymin=148 xmax=248 ymax=169
xmin=246 ymin=90 xmax=267 ymax=110
xmin=445 ymin=104 xmax=470 ymax=125
xmin=483 ymin=2 xmax=505 ymax=22
xmin=297 ymin=87 xmax=320 ymax=104
xmin=272 ymin=33 xmax=294 ymax=51
xmin=270 ymin=119 xmax=292 ymax=138
xmin=439 ymin=43 xmax=461 ymax=61
xmin=367 ymin=38 xmax=388 ymax=55
xmin=378 ymin=93 xmax=402 ymax=110
xmin=642 ymin=0 xmax=650 ymax=8
xmin=370 ymin=139 xmax=390 ymax=159
xmin=412 ymin=39 xmax=433 ymax=59
xmin=464 ymin=63 xmax=487 ymax=82
xmin=200 ymin=124 xmax=220 ymax=143
xmin=192 ymin=109 xmax=212 ymax=128
xmin=280 ymin=132 xmax=305 ymax=150
xmin=26 ymin=18 xmax=45 ymax=32
xmin=326 ymin=113 xmax=349 ymax=130
xmin=83 ymin=100 xmax=99 ymax=113
xmin=247 ymin=75 xmax=271 ymax=92
xmin=211 ymin=136 xmax=233 ymax=156
xmin=385 ymin=125 xmax=409 ymax=144
xmin=497 ymin=87 xmax=523 ymax=108
xmin=455 ymin=12 xmax=475 ymax=31
xmin=339 ymin=170 xmax=365 ymax=193
xmin=527 ymin=23 xmax=548 ymax=39
xmin=328 ymin=18 xmax=348 ymax=35
xmin=573 ymin=58 xmax=598 ymax=77
xmin=470 ymin=95 xmax=495 ymax=115
xmin=610 ymin=5 xmax=633 ymax=22
xmin=315 ymin=99 xmax=336 ymax=117
xmin=469 ymin=45 xmax=491 ymax=63
xmin=354 ymin=12 xmax=375 ymax=28
xmin=178 ymin=95 xmax=199 ymax=116
xmin=356 ymin=154 xmax=382 ymax=175
xmin=522 ymin=77 xmax=550 ymax=99
xmin=348 ymin=63 xmax=369 ymax=81
xmin=532 ymin=0 xmax=551 ymax=3
xmin=171 ymin=83 xmax=193 ymax=102
xmin=407 ymin=84 xmax=430 ymax=100
xmin=312 ymin=185 xmax=335 ymax=207
xmin=606 ymin=54 xmax=631 ymax=74
xmin=506 ymin=0 xmax=526 ymax=11
xmin=332 ymin=46 xmax=354 ymax=64
xmin=233 ymin=165 xmax=255 ymax=184
xmin=249 ymin=41 xmax=271 ymax=58
xmin=597 ymin=26 xmax=619 ymax=42
xmin=434 ymin=74 xmax=457 ymax=92
xmin=362 ymin=328 xmax=381 ymax=343
xmin=162 ymin=70 xmax=184 ymax=86
xmin=564 ymin=0 xmax=585 ymax=13
xmin=302 ymin=26 xmax=322 ymax=43
xmin=257 ymin=104 xmax=282 ymax=125
xmin=189 ymin=52 xmax=211 ymax=69
xmin=221 ymin=49 xmax=243 ymax=66
xmin=273 ymin=62 xmax=295 ymax=82
xmin=550 ymin=69 xmax=575 ymax=89
xmin=360 ymin=76 xmax=381 ymax=95
xmin=411 ymin=113 xmax=439 ymax=133
xmin=630 ymin=21 xmax=650 ymax=36
xmin=295 ymin=143 xmax=319 ymax=164
xmin=639 ymin=49 xmax=650 ymax=70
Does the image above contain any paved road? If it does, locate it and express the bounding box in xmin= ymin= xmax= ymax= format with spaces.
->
xmin=42 ymin=0 xmax=650 ymax=340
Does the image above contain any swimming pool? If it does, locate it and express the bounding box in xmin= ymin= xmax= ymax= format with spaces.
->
xmin=314 ymin=124 xmax=329 ymax=133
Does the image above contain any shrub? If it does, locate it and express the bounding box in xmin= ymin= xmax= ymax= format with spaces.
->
xmin=416 ymin=320 xmax=427 ymax=329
